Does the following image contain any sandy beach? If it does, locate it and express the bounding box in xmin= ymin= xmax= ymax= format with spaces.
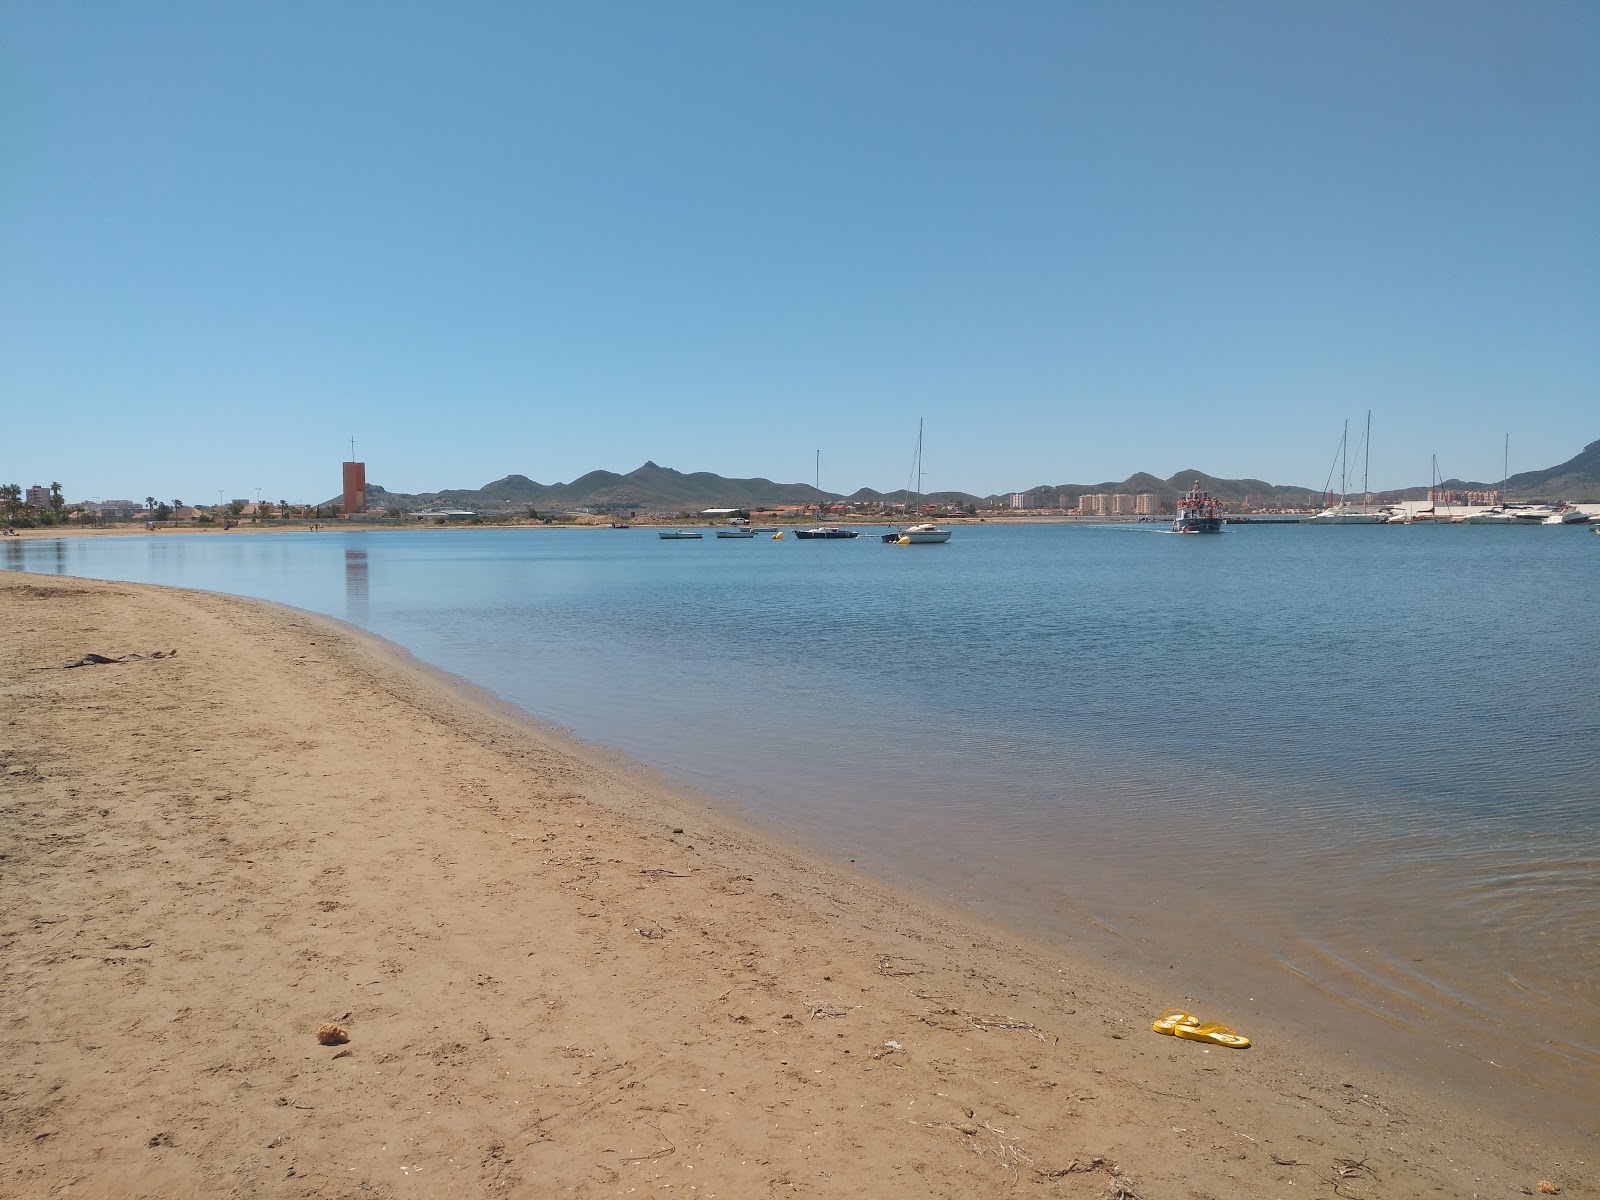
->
xmin=2 ymin=571 xmax=1592 ymax=1199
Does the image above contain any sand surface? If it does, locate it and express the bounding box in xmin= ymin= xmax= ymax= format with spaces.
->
xmin=2 ymin=572 xmax=1591 ymax=1199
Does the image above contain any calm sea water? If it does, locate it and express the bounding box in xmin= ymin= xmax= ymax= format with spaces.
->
xmin=8 ymin=524 xmax=1598 ymax=1126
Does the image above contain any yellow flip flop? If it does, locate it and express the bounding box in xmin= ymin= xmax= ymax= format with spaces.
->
xmin=1151 ymin=1008 xmax=1200 ymax=1035
xmin=1173 ymin=1021 xmax=1250 ymax=1049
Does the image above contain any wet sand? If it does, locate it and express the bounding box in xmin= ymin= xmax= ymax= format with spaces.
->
xmin=1 ymin=571 xmax=1592 ymax=1198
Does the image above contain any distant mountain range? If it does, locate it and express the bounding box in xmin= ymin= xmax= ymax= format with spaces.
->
xmin=338 ymin=437 xmax=1600 ymax=513
xmin=353 ymin=462 xmax=871 ymax=514
xmin=1007 ymin=438 xmax=1600 ymax=507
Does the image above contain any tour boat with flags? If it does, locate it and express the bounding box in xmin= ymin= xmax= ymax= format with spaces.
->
xmin=1172 ymin=483 xmax=1223 ymax=534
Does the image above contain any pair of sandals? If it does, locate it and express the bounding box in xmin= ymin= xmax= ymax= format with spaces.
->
xmin=1152 ymin=1008 xmax=1251 ymax=1048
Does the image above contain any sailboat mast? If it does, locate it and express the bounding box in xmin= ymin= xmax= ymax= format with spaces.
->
xmin=915 ymin=418 xmax=923 ymax=501
xmin=1502 ymin=434 xmax=1508 ymax=504
xmin=1340 ymin=420 xmax=1348 ymax=506
xmin=1363 ymin=410 xmax=1371 ymax=504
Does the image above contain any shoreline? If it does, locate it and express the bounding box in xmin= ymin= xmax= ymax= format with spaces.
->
xmin=2 ymin=571 xmax=1592 ymax=1197
xmin=2 ymin=515 xmax=1198 ymax=540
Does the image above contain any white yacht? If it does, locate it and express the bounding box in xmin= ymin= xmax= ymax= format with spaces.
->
xmin=1522 ymin=505 xmax=1585 ymax=525
xmin=1306 ymin=503 xmax=1397 ymax=524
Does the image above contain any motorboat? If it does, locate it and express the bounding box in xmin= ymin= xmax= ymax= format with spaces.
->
xmin=715 ymin=528 xmax=755 ymax=538
xmin=658 ymin=529 xmax=702 ymax=539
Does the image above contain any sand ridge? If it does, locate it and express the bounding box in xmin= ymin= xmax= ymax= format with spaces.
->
xmin=1 ymin=572 xmax=1591 ymax=1198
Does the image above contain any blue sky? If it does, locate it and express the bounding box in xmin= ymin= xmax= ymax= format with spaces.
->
xmin=3 ymin=1 xmax=1595 ymax=502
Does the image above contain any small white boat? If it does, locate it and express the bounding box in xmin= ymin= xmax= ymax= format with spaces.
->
xmin=897 ymin=523 xmax=952 ymax=544
xmin=658 ymin=530 xmax=702 ymax=539
xmin=715 ymin=528 xmax=755 ymax=538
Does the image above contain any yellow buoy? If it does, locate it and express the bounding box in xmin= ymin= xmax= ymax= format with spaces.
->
xmin=773 ymin=531 xmax=784 ymax=539
xmin=897 ymin=536 xmax=911 ymax=545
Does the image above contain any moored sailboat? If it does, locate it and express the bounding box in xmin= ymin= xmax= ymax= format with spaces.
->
xmin=1304 ymin=412 xmax=1398 ymax=523
xmin=795 ymin=450 xmax=860 ymax=539
xmin=880 ymin=419 xmax=952 ymax=544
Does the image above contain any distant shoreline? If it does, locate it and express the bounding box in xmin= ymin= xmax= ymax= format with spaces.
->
xmin=8 ymin=514 xmax=1197 ymax=539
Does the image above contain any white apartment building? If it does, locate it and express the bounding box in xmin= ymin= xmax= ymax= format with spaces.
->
xmin=1077 ymin=493 xmax=1107 ymax=515
xmin=1134 ymin=493 xmax=1161 ymax=515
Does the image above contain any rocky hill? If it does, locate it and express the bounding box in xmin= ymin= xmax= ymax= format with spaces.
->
xmin=997 ymin=470 xmax=1324 ymax=510
xmin=344 ymin=462 xmax=906 ymax=514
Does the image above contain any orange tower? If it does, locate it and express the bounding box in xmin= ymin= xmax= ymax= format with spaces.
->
xmin=342 ymin=461 xmax=366 ymax=515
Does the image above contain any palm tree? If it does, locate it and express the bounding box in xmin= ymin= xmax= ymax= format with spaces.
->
xmin=49 ymin=482 xmax=64 ymax=517
xmin=2 ymin=483 xmax=21 ymax=522
xmin=145 ymin=495 xmax=157 ymax=513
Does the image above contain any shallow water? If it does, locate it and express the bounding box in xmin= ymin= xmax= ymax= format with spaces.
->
xmin=8 ymin=522 xmax=1597 ymax=1127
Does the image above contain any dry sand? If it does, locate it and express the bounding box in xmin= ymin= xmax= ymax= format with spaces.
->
xmin=2 ymin=571 xmax=1592 ymax=1199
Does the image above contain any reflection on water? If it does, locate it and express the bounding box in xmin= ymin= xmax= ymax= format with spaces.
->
xmin=344 ymin=548 xmax=368 ymax=623
xmin=5 ymin=525 xmax=1598 ymax=1129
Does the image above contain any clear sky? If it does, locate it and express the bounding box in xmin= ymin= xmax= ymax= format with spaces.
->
xmin=3 ymin=1 xmax=1595 ymax=503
